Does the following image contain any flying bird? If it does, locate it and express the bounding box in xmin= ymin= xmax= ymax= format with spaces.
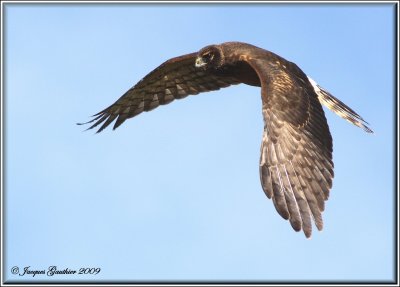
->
xmin=79 ymin=42 xmax=373 ymax=238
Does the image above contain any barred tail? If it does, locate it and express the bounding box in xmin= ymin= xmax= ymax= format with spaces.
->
xmin=308 ymin=77 xmax=373 ymax=133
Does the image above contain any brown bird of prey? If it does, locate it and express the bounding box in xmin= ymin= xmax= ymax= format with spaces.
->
xmin=79 ymin=42 xmax=373 ymax=238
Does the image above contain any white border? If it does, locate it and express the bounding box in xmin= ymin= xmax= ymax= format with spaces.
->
xmin=0 ymin=1 xmax=398 ymax=286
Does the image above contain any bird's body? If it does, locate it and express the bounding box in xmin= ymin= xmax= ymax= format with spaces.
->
xmin=80 ymin=42 xmax=372 ymax=238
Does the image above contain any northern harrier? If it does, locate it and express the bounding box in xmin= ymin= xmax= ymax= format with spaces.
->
xmin=80 ymin=42 xmax=373 ymax=238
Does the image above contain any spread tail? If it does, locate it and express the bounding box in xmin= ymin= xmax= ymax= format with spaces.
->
xmin=308 ymin=77 xmax=373 ymax=133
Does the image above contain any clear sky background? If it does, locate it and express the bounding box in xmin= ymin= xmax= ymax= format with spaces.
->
xmin=4 ymin=2 xmax=395 ymax=283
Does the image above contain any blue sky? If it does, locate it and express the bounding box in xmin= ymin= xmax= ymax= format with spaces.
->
xmin=4 ymin=2 xmax=395 ymax=283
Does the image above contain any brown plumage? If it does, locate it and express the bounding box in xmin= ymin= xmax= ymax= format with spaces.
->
xmin=79 ymin=42 xmax=373 ymax=238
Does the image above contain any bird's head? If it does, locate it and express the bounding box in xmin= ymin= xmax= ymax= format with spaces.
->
xmin=195 ymin=45 xmax=224 ymax=69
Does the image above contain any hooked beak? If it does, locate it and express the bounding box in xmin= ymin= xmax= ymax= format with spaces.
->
xmin=195 ymin=57 xmax=207 ymax=68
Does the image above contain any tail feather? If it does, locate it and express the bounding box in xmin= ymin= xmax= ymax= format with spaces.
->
xmin=307 ymin=77 xmax=373 ymax=133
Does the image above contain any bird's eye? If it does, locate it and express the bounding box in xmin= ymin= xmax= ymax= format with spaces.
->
xmin=202 ymin=52 xmax=213 ymax=62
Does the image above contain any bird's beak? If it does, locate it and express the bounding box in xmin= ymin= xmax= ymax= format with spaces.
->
xmin=195 ymin=57 xmax=206 ymax=68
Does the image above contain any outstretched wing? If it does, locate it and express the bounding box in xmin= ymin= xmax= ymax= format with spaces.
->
xmin=80 ymin=53 xmax=241 ymax=133
xmin=249 ymin=57 xmax=334 ymax=238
